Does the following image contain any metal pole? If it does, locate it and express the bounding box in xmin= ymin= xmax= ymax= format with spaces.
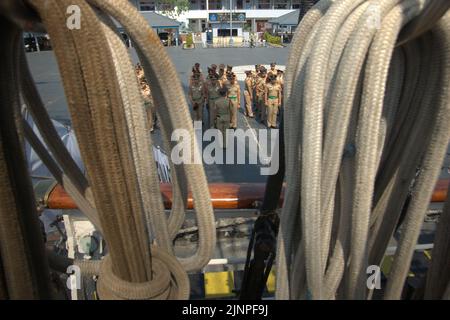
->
xmin=34 ymin=34 xmax=40 ymax=52
xmin=229 ymin=0 xmax=233 ymax=45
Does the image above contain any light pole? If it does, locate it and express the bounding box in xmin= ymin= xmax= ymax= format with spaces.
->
xmin=229 ymin=0 xmax=233 ymax=45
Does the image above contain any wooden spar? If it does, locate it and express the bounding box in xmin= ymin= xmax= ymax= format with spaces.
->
xmin=45 ymin=183 xmax=278 ymax=210
xmin=433 ymin=178 xmax=449 ymax=203
xmin=44 ymin=179 xmax=449 ymax=210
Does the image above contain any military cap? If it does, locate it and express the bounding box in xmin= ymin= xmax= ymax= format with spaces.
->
xmin=227 ymin=72 xmax=236 ymax=80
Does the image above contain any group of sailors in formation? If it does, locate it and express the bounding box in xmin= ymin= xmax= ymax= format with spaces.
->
xmin=134 ymin=62 xmax=284 ymax=146
xmin=188 ymin=62 xmax=284 ymax=131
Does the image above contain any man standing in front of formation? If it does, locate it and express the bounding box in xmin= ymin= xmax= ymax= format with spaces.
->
xmin=189 ymin=72 xmax=205 ymax=123
xmin=214 ymin=87 xmax=232 ymax=149
xmin=226 ymin=73 xmax=241 ymax=130
xmin=243 ymin=70 xmax=254 ymax=118
xmin=265 ymin=74 xmax=282 ymax=129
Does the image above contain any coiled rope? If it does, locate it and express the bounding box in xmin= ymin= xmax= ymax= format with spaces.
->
xmin=1 ymin=0 xmax=216 ymax=299
xmin=278 ymin=0 xmax=450 ymax=300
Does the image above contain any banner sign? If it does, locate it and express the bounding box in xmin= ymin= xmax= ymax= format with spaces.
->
xmin=208 ymin=12 xmax=246 ymax=23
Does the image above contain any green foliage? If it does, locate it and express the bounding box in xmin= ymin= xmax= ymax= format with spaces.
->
xmin=156 ymin=0 xmax=190 ymax=18
xmin=243 ymin=22 xmax=252 ymax=32
xmin=186 ymin=33 xmax=194 ymax=47
xmin=263 ymin=31 xmax=282 ymax=45
xmin=180 ymin=22 xmax=192 ymax=33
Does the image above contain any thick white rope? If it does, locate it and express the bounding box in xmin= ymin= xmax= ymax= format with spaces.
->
xmin=22 ymin=0 xmax=216 ymax=298
xmin=278 ymin=0 xmax=450 ymax=300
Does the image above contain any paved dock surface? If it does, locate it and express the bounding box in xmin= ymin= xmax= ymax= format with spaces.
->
xmin=27 ymin=46 xmax=289 ymax=184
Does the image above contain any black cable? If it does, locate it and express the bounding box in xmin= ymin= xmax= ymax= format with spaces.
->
xmin=239 ymin=111 xmax=285 ymax=300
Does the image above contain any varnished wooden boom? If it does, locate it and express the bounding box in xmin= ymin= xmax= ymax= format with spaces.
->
xmin=43 ymin=179 xmax=449 ymax=210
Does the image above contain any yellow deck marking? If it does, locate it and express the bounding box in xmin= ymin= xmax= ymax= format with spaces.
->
xmin=381 ymin=256 xmax=394 ymax=276
xmin=204 ymin=271 xmax=235 ymax=298
xmin=382 ymin=256 xmax=414 ymax=277
xmin=266 ymin=269 xmax=276 ymax=293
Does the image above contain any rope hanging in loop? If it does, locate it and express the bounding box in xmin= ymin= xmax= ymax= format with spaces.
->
xmin=0 ymin=0 xmax=217 ymax=299
xmin=278 ymin=0 xmax=450 ymax=300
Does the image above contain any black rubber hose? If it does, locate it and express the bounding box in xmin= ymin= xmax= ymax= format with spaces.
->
xmin=0 ymin=16 xmax=52 ymax=299
xmin=260 ymin=110 xmax=285 ymax=213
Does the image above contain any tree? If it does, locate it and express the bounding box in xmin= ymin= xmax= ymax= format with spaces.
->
xmin=156 ymin=0 xmax=190 ymax=19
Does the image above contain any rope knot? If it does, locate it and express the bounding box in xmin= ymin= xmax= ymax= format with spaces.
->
xmin=96 ymin=247 xmax=190 ymax=300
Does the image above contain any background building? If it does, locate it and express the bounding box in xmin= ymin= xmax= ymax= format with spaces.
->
xmin=268 ymin=9 xmax=299 ymax=33
xmin=115 ymin=11 xmax=181 ymax=46
xmin=129 ymin=0 xmax=305 ymax=45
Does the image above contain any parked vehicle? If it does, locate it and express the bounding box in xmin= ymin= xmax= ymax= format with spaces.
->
xmin=158 ymin=32 xmax=170 ymax=46
xmin=23 ymin=33 xmax=52 ymax=52
xmin=23 ymin=33 xmax=38 ymax=52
